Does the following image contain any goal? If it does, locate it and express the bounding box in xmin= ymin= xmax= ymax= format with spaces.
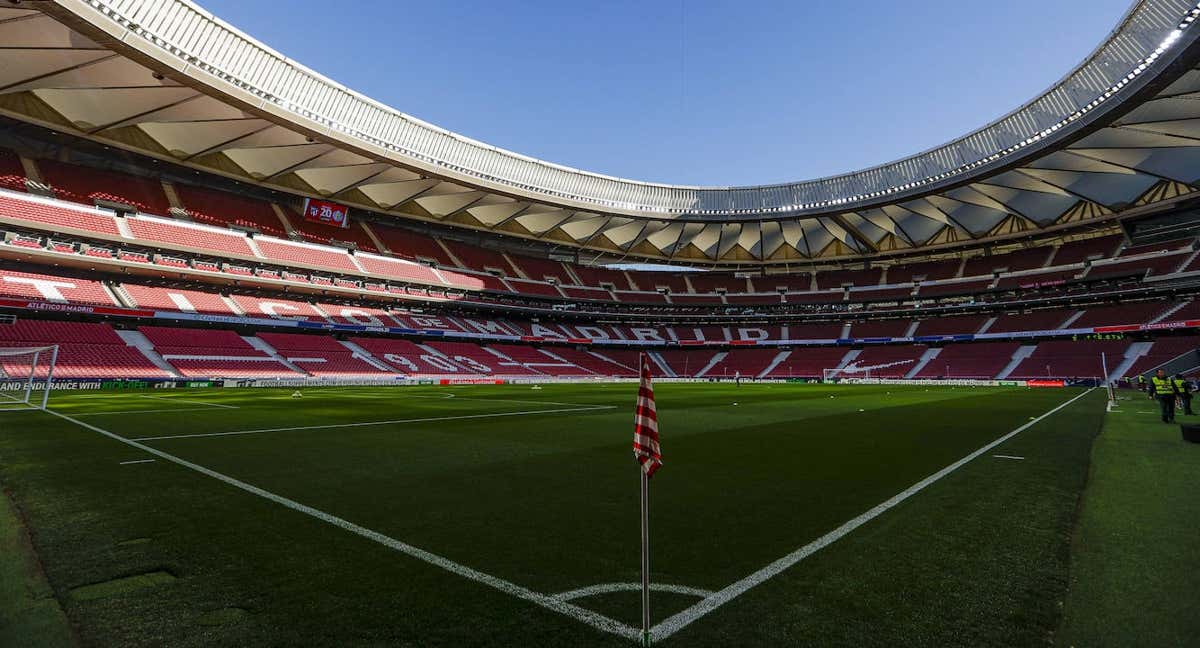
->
xmin=824 ymin=366 xmax=870 ymax=383
xmin=0 ymin=345 xmax=59 ymax=411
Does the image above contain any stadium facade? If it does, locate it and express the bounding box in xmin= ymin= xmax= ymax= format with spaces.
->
xmin=0 ymin=0 xmax=1198 ymax=385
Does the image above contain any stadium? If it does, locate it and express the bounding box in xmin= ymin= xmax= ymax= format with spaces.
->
xmin=0 ymin=0 xmax=1198 ymax=645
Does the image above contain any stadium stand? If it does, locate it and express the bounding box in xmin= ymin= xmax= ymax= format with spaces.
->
xmin=173 ymin=184 xmax=286 ymax=237
xmin=1053 ymin=235 xmax=1123 ymax=265
xmin=655 ymin=350 xmax=721 ymax=377
xmin=127 ymin=216 xmax=256 ymax=256
xmin=762 ymin=347 xmax=847 ymax=378
xmin=1008 ymin=339 xmax=1132 ymax=380
xmin=913 ymin=342 xmax=1022 ymax=379
xmin=840 ymin=345 xmax=929 ymax=379
xmin=888 ymin=258 xmax=960 ymax=283
xmin=0 ymin=192 xmax=121 ymax=236
xmin=120 ymin=283 xmax=238 ymax=315
xmin=701 ymin=348 xmax=781 ymax=378
xmin=38 ymin=160 xmax=171 ymax=215
xmin=1123 ymin=335 xmax=1200 ymax=377
xmin=256 ymin=332 xmax=391 ymax=377
xmin=0 ymin=149 xmax=26 ymax=193
xmin=0 ymin=269 xmax=117 ymax=306
xmin=0 ymin=321 xmax=167 ymax=378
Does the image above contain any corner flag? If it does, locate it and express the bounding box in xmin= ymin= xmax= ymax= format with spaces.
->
xmin=633 ymin=352 xmax=660 ymax=646
xmin=633 ymin=352 xmax=662 ymax=477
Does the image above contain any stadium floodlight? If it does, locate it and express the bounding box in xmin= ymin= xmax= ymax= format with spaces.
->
xmin=0 ymin=345 xmax=59 ymax=411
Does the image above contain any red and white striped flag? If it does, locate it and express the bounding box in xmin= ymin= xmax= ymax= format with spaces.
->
xmin=633 ymin=352 xmax=662 ymax=477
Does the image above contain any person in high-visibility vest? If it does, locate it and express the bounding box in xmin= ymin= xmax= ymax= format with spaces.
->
xmin=1174 ymin=374 xmax=1194 ymax=416
xmin=1137 ymin=375 xmax=1147 ymax=392
xmin=1149 ymin=369 xmax=1179 ymax=423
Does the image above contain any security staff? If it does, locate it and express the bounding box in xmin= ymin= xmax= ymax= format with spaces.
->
xmin=1137 ymin=375 xmax=1147 ymax=392
xmin=1174 ymin=374 xmax=1194 ymax=416
xmin=1149 ymin=369 xmax=1179 ymax=423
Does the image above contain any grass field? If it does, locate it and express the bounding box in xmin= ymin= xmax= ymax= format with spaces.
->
xmin=0 ymin=383 xmax=1109 ymax=646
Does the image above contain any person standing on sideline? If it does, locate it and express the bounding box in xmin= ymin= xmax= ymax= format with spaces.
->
xmin=1149 ymin=369 xmax=1179 ymax=423
xmin=1174 ymin=374 xmax=1194 ymax=416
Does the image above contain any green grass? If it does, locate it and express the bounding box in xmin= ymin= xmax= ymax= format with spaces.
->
xmin=0 ymin=383 xmax=1106 ymax=646
xmin=1059 ymin=397 xmax=1200 ymax=647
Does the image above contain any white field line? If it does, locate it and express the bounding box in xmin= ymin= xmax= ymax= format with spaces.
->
xmin=118 ymin=459 xmax=156 ymax=465
xmin=73 ymin=407 xmax=235 ymax=417
xmin=649 ymin=387 xmax=1098 ymax=642
xmin=333 ymin=391 xmax=610 ymax=408
xmin=130 ymin=405 xmax=618 ymax=442
xmin=993 ymin=454 xmax=1025 ymax=460
xmin=554 ymin=582 xmax=714 ymax=602
xmin=42 ymin=408 xmax=641 ymax=641
xmin=138 ymin=395 xmax=240 ymax=409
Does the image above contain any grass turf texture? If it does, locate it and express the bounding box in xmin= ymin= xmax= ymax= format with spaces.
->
xmin=1059 ymin=396 xmax=1200 ymax=647
xmin=0 ymin=383 xmax=1104 ymax=646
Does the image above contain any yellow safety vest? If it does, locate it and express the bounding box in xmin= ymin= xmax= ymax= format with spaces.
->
xmin=1174 ymin=378 xmax=1188 ymax=393
xmin=1152 ymin=376 xmax=1174 ymax=393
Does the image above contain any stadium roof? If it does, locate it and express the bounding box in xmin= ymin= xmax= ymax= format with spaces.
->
xmin=5 ymin=0 xmax=1200 ymax=264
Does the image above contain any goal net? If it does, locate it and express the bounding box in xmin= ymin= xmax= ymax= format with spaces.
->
xmin=0 ymin=345 xmax=59 ymax=411
xmin=824 ymin=366 xmax=870 ymax=383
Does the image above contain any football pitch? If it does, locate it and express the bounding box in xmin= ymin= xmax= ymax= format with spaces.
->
xmin=0 ymin=383 xmax=1107 ymax=646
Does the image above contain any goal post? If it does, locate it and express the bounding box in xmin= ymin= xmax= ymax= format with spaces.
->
xmin=0 ymin=345 xmax=59 ymax=411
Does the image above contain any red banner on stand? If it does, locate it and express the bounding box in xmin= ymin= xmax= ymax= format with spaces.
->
xmin=301 ymin=198 xmax=350 ymax=229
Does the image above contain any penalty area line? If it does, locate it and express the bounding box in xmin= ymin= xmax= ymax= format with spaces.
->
xmin=130 ymin=404 xmax=618 ymax=442
xmin=649 ymin=387 xmax=1098 ymax=642
xmin=40 ymin=407 xmax=641 ymax=641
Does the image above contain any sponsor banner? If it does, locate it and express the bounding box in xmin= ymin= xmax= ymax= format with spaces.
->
xmin=728 ymin=340 xmax=758 ymax=346
xmin=439 ymin=378 xmax=505 ymax=385
xmin=837 ymin=378 xmax=1023 ymax=387
xmin=100 ymin=379 xmax=151 ymax=390
xmin=156 ymin=311 xmax=303 ymax=329
xmin=301 ymin=198 xmax=350 ymax=229
xmin=1094 ymin=319 xmax=1200 ymax=334
xmin=0 ymin=298 xmax=152 ymax=317
xmin=911 ymin=334 xmax=975 ymax=343
xmin=1025 ymin=379 xmax=1066 ymax=388
xmin=225 ymin=377 xmax=414 ymax=388
xmin=0 ymin=379 xmax=103 ymax=391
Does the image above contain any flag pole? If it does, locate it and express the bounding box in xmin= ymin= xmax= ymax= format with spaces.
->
xmin=640 ymin=466 xmax=650 ymax=647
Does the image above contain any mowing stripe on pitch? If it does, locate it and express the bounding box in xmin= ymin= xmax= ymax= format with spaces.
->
xmin=129 ymin=405 xmax=618 ymax=441
xmin=41 ymin=408 xmax=641 ymax=641
xmin=73 ymin=407 xmax=233 ymax=417
xmin=649 ymin=388 xmax=1098 ymax=642
xmin=138 ymin=395 xmax=240 ymax=409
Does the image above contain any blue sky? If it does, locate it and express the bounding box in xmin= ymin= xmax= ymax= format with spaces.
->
xmin=199 ymin=0 xmax=1132 ymax=187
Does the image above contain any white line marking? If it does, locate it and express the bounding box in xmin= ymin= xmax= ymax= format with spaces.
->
xmin=41 ymin=408 xmax=640 ymax=641
xmin=138 ymin=395 xmax=239 ymax=409
xmin=73 ymin=407 xmax=232 ymax=417
xmin=649 ymin=388 xmax=1098 ymax=642
xmin=130 ymin=405 xmax=618 ymax=442
xmin=992 ymin=454 xmax=1025 ymax=460
xmin=553 ymin=582 xmax=714 ymax=602
xmin=118 ymin=459 xmax=156 ymax=465
xmin=342 ymin=392 xmax=607 ymax=408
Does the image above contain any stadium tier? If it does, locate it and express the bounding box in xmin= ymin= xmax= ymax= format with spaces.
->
xmin=3 ymin=178 xmax=1198 ymax=312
